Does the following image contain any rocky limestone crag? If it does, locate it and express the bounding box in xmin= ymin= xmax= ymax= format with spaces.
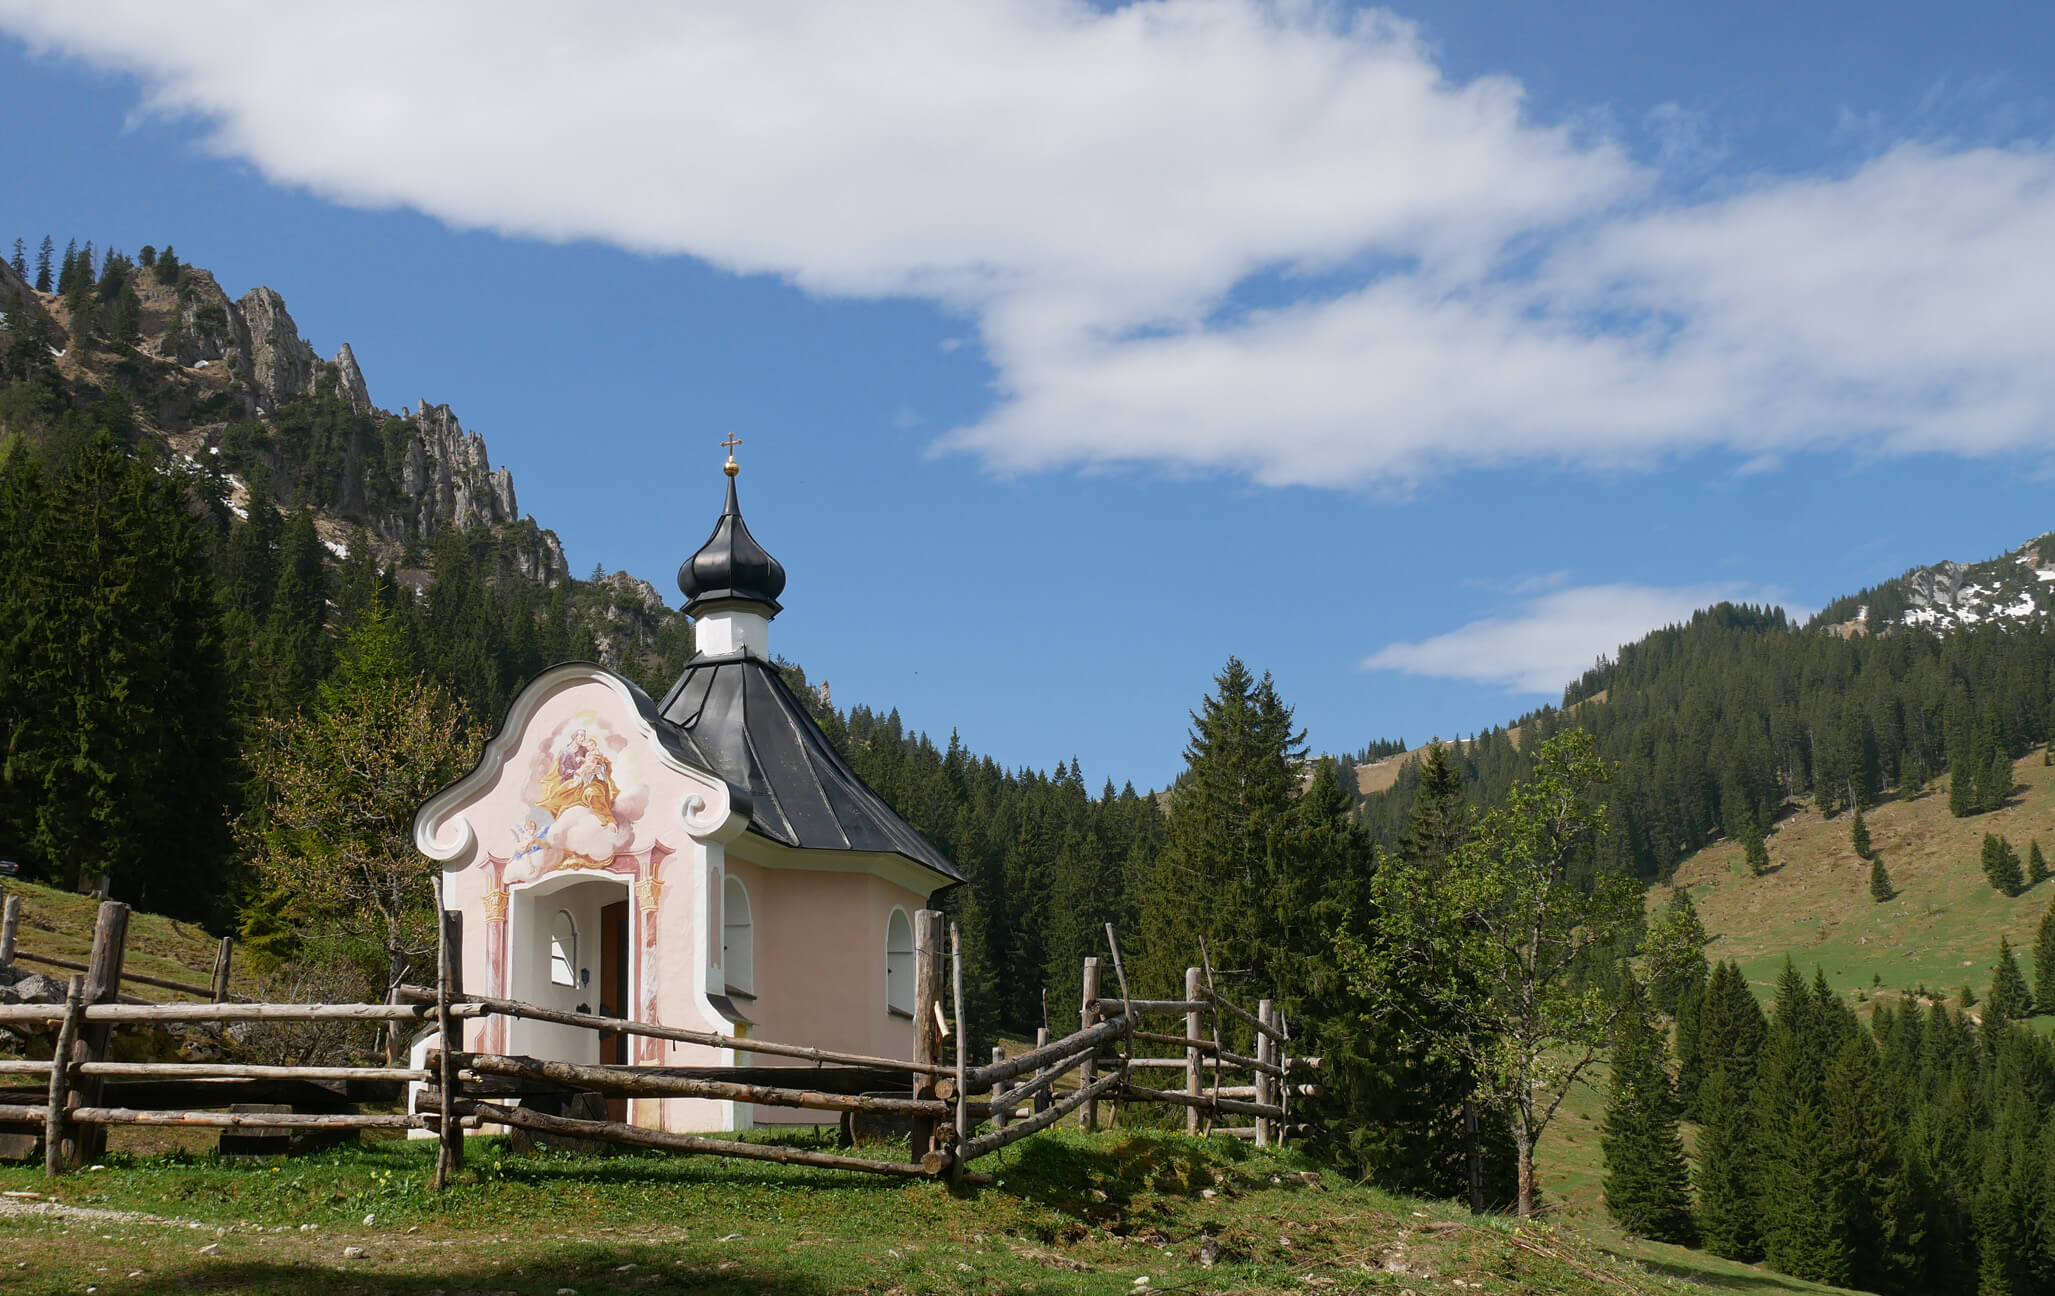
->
xmin=333 ymin=342 xmax=372 ymax=414
xmin=590 ymin=572 xmax=672 ymax=666
xmin=403 ymin=399 xmax=520 ymax=535
xmin=1902 ymin=561 xmax=1966 ymax=614
xmin=235 ymin=285 xmax=319 ymax=411
xmin=12 ymin=256 xmax=572 ymax=589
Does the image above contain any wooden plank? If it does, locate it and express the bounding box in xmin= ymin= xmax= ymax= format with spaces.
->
xmin=960 ymin=1064 xmax=1127 ymax=1163
xmin=13 ymin=949 xmax=225 ymax=1001
xmin=987 ymin=1041 xmax=1096 ymax=1117
xmin=1198 ymin=987 xmax=1288 ymax=1045
xmin=1089 ymin=998 xmax=1208 ymax=1015
xmin=446 ymin=1053 xmax=974 ymax=1117
xmin=469 ymin=1099 xmax=988 ymax=1182
xmin=1119 ymin=1081 xmax=1284 ymax=1121
xmin=969 ymin=1014 xmax=1133 ymax=1089
xmin=76 ymin=1063 xmax=429 ymax=1082
xmin=395 ymin=986 xmax=946 ymax=1076
xmin=68 ymin=1002 xmax=445 ymax=1022
xmin=69 ymin=1108 xmax=433 ymax=1129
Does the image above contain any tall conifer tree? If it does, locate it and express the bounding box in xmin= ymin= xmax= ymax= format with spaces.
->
xmin=2035 ymin=899 xmax=2055 ymax=1015
xmin=1601 ymin=983 xmax=1696 ymax=1243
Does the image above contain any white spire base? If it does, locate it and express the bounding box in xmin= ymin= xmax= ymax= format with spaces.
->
xmin=694 ymin=607 xmax=769 ymax=659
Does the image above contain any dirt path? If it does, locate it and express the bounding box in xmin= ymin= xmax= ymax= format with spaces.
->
xmin=0 ymin=1189 xmax=210 ymax=1229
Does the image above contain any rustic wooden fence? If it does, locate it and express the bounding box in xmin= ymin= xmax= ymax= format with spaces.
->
xmin=1 ymin=896 xmax=1318 ymax=1187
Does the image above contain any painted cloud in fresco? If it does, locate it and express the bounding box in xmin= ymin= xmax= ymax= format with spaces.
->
xmin=506 ymin=711 xmax=649 ymax=874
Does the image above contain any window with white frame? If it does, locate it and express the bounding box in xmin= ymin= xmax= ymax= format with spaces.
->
xmin=722 ymin=875 xmax=754 ymax=996
xmin=548 ymin=910 xmax=578 ymax=988
xmin=886 ymin=908 xmax=914 ymax=1017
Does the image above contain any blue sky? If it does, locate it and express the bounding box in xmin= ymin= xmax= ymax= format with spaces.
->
xmin=3 ymin=2 xmax=2053 ymax=791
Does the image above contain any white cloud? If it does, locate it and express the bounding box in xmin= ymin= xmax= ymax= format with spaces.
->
xmin=1363 ymin=583 xmax=1798 ymax=694
xmin=5 ymin=4 xmax=2052 ymax=488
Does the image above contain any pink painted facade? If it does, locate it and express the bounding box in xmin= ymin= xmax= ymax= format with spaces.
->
xmin=415 ymin=663 xmax=934 ymax=1131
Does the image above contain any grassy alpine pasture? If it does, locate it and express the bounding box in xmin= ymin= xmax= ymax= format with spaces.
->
xmin=0 ymin=1129 xmax=1747 ymax=1296
xmin=1661 ymin=751 xmax=2055 ymax=1015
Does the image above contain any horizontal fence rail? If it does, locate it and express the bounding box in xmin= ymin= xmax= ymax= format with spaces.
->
xmin=2 ymin=894 xmax=1320 ymax=1187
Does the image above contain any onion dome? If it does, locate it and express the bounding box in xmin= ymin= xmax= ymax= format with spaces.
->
xmin=678 ymin=453 xmax=786 ymax=618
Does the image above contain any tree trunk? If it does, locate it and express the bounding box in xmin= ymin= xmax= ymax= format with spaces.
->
xmin=384 ymin=941 xmax=408 ymax=1065
xmin=1513 ymin=1108 xmax=1536 ymax=1218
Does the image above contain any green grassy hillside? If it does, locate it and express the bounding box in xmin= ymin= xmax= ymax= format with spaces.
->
xmin=0 ymin=877 xmax=254 ymax=1002
xmin=1659 ymin=749 xmax=2055 ymax=1012
xmin=0 ymin=1128 xmax=1842 ymax=1296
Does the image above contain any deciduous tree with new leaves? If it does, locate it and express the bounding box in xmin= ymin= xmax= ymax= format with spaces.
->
xmin=1344 ymin=728 xmax=1639 ymax=1217
xmin=244 ymin=605 xmax=475 ymax=1059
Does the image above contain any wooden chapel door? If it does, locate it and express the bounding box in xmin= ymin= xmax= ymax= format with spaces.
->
xmin=599 ymin=899 xmax=629 ymax=1122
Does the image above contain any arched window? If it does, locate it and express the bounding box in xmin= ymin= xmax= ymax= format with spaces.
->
xmin=885 ymin=908 xmax=914 ymax=1017
xmin=722 ymin=875 xmax=754 ymax=997
xmin=548 ymin=910 xmax=578 ymax=988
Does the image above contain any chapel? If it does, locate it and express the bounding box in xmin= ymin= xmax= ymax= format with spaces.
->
xmin=412 ymin=448 xmax=961 ymax=1131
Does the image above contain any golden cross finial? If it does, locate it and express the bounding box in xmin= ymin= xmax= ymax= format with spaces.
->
xmin=722 ymin=433 xmax=742 ymax=477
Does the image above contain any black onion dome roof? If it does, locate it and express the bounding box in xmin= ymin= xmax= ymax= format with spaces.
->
xmin=657 ymin=655 xmax=963 ymax=884
xmin=679 ymin=476 xmax=786 ymax=616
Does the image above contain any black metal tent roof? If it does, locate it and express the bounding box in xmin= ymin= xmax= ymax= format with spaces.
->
xmin=656 ymin=654 xmax=963 ymax=884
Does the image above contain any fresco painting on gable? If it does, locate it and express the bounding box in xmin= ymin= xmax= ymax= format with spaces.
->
xmin=497 ymin=709 xmax=651 ymax=880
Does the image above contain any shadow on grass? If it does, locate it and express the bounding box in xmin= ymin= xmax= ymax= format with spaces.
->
xmin=1601 ymin=1245 xmax=1845 ymax=1295
xmin=106 ymin=1246 xmax=850 ymax=1296
xmin=992 ymin=1130 xmax=1269 ymax=1232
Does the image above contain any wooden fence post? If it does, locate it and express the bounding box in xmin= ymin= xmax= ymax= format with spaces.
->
xmin=1255 ymin=999 xmax=1275 ymax=1148
xmin=432 ymin=886 xmax=464 ymax=1188
xmin=1033 ymin=1027 xmax=1051 ymax=1114
xmin=0 ymin=893 xmax=19 ymax=967
xmin=990 ymin=1047 xmax=1008 ymax=1129
xmin=949 ymin=922 xmax=968 ymax=1186
xmin=43 ymin=975 xmax=83 ymax=1177
xmin=209 ymin=937 xmax=234 ymax=1003
xmin=909 ymin=909 xmax=946 ymax=1169
xmin=60 ymin=901 xmax=129 ymax=1167
xmin=1185 ymin=968 xmax=1203 ymax=1136
xmin=1079 ymin=957 xmax=1101 ymax=1133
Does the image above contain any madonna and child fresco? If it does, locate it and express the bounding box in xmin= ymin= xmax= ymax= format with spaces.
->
xmin=505 ymin=713 xmax=651 ymax=877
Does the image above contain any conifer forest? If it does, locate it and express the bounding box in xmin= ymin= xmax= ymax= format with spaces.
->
xmin=12 ymin=238 xmax=2055 ymax=1294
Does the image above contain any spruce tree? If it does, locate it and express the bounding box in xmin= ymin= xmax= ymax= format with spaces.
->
xmin=56 ymin=239 xmax=76 ymax=295
xmin=1742 ymin=817 xmax=1771 ymax=876
xmin=1756 ymin=960 xmax=1854 ymax=1286
xmin=1398 ymin=741 xmax=1469 ymax=868
xmin=1982 ymin=833 xmax=2024 ymax=897
xmin=1824 ymin=1032 xmax=1921 ymax=1294
xmin=2035 ymin=899 xmax=2055 ymax=1015
xmin=1643 ymin=887 xmax=1711 ymax=1014
xmin=1869 ymin=854 xmax=1893 ymax=902
xmin=1694 ymin=1064 xmax=1761 ymax=1259
xmin=2028 ymin=839 xmax=2048 ymax=886
xmin=1977 ymin=745 xmax=2011 ymax=813
xmin=7 ymin=238 xmax=22 ymax=279
xmin=1137 ymin=656 xmax=1303 ymax=994
xmin=34 ymin=235 xmax=53 ymax=292
xmin=1984 ymin=937 xmax=2031 ymax=1028
xmin=1850 ymin=808 xmax=1871 ymax=860
xmin=1949 ymin=761 xmax=1975 ymax=818
xmin=1601 ymin=984 xmax=1696 ymax=1244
